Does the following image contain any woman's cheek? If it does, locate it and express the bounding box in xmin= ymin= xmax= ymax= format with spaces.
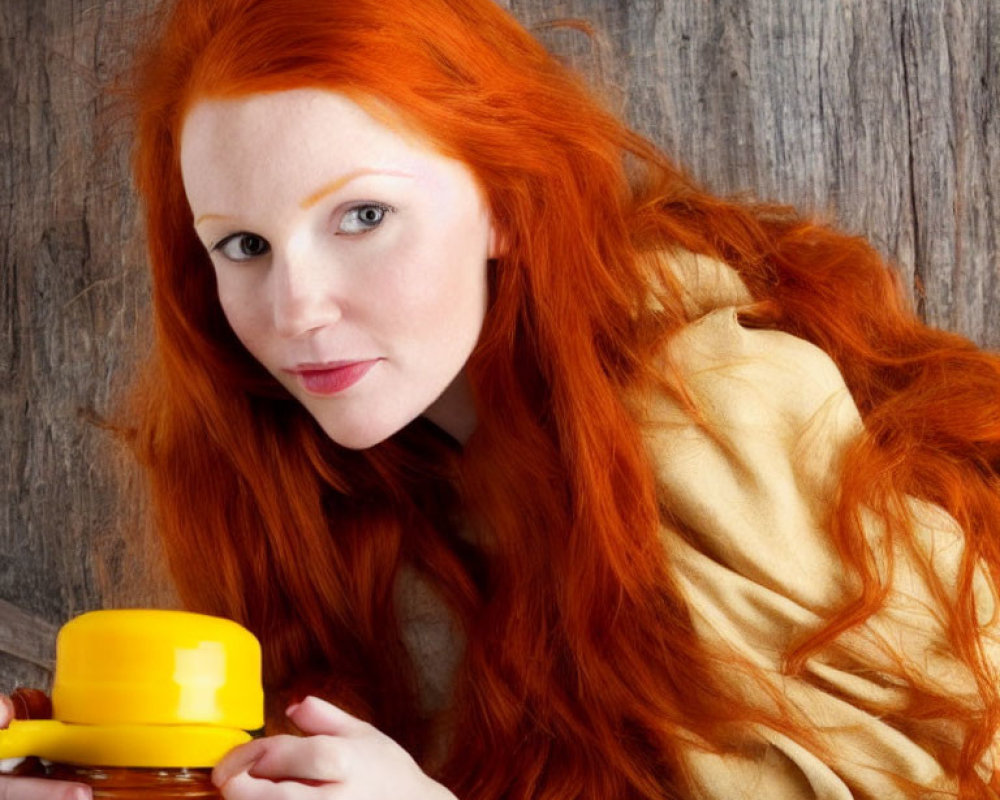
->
xmin=217 ymin=285 xmax=267 ymax=361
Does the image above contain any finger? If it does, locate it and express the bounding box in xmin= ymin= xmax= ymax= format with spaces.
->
xmin=286 ymin=697 xmax=370 ymax=738
xmin=218 ymin=770 xmax=329 ymax=800
xmin=0 ymin=696 xmax=13 ymax=728
xmin=248 ymin=734 xmax=346 ymax=784
xmin=0 ymin=776 xmax=90 ymax=800
xmin=212 ymin=738 xmax=269 ymax=788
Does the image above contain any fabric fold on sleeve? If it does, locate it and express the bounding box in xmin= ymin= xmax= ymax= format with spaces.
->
xmin=642 ymin=254 xmax=1000 ymax=799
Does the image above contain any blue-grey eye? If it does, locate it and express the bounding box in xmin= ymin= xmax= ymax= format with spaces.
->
xmin=216 ymin=233 xmax=271 ymax=262
xmin=338 ymin=203 xmax=392 ymax=235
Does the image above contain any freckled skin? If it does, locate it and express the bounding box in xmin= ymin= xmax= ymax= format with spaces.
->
xmin=181 ymin=89 xmax=496 ymax=449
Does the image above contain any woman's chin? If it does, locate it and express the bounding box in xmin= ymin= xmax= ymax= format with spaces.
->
xmin=316 ymin=416 xmax=407 ymax=451
xmin=326 ymin=429 xmax=394 ymax=451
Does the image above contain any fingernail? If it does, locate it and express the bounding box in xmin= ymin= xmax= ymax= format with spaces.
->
xmin=69 ymin=787 xmax=91 ymax=800
xmin=211 ymin=764 xmax=231 ymax=787
xmin=285 ymin=701 xmax=301 ymax=716
xmin=213 ymin=750 xmax=260 ymax=787
xmin=213 ymin=762 xmax=254 ymax=788
xmin=212 ymin=760 xmax=236 ymax=787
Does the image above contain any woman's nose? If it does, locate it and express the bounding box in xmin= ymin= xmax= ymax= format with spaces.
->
xmin=270 ymin=243 xmax=343 ymax=338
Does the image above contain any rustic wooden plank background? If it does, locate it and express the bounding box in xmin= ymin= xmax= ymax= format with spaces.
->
xmin=2 ymin=0 xmax=997 ymax=690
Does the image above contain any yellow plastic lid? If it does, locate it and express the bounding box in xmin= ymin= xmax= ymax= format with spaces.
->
xmin=53 ymin=609 xmax=263 ymax=729
xmin=0 ymin=609 xmax=264 ymax=767
xmin=0 ymin=719 xmax=252 ymax=768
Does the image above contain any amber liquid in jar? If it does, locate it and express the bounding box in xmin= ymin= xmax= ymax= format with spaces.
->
xmin=45 ymin=764 xmax=222 ymax=798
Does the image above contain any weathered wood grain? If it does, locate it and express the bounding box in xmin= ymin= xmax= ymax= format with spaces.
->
xmin=502 ymin=0 xmax=1000 ymax=347
xmin=2 ymin=0 xmax=998 ymax=689
xmin=0 ymin=600 xmax=58 ymax=692
xmin=1 ymin=0 xmax=172 ymax=690
xmin=0 ymin=599 xmax=58 ymax=671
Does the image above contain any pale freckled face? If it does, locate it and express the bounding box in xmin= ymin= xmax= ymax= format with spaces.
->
xmin=179 ymin=89 xmax=495 ymax=449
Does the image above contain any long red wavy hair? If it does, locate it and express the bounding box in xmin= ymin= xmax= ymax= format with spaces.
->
xmin=125 ymin=0 xmax=1000 ymax=797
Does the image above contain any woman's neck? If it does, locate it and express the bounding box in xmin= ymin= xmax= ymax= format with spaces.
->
xmin=422 ymin=369 xmax=477 ymax=446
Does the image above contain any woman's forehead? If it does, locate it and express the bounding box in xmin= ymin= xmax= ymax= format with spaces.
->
xmin=179 ymin=89 xmax=482 ymax=214
xmin=180 ymin=89 xmax=438 ymax=163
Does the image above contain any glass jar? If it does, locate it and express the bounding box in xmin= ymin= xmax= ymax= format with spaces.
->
xmin=0 ymin=610 xmax=264 ymax=799
xmin=45 ymin=764 xmax=222 ymax=799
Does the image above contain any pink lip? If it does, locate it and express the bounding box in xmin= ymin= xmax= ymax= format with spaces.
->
xmin=286 ymin=359 xmax=381 ymax=395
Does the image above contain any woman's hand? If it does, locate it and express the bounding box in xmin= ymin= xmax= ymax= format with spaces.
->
xmin=212 ymin=696 xmax=457 ymax=800
xmin=0 ymin=691 xmax=91 ymax=799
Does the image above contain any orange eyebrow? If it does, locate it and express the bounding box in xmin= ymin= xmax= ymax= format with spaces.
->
xmin=194 ymin=212 xmax=227 ymax=227
xmin=193 ymin=169 xmax=413 ymax=226
xmin=300 ymin=170 xmax=370 ymax=210
xmin=300 ymin=168 xmax=413 ymax=209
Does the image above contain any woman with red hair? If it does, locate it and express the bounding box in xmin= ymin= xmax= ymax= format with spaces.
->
xmin=5 ymin=0 xmax=1000 ymax=797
